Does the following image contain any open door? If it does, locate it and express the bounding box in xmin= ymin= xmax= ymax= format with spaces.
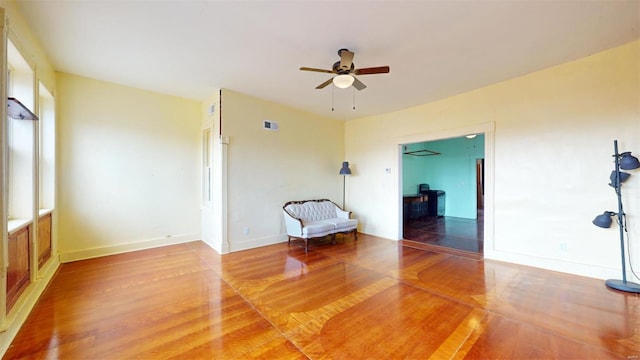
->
xmin=476 ymin=159 xmax=484 ymax=211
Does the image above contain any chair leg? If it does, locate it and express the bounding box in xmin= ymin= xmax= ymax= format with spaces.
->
xmin=305 ymin=239 xmax=309 ymax=253
xmin=331 ymin=233 xmax=336 ymax=245
xmin=353 ymin=229 xmax=358 ymax=240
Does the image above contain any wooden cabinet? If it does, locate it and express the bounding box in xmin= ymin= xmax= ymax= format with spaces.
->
xmin=403 ymin=195 xmax=428 ymax=221
xmin=38 ymin=213 xmax=52 ymax=268
xmin=7 ymin=226 xmax=31 ymax=311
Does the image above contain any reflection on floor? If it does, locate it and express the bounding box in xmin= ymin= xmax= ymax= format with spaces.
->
xmin=7 ymin=237 xmax=638 ymax=359
xmin=403 ymin=212 xmax=483 ymax=255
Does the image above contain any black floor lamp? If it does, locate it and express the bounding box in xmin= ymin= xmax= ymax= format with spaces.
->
xmin=339 ymin=162 xmax=352 ymax=209
xmin=592 ymin=140 xmax=640 ymax=293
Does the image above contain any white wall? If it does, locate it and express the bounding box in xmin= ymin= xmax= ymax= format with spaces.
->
xmin=200 ymin=92 xmax=227 ymax=253
xmin=219 ymin=90 xmax=345 ymax=252
xmin=346 ymin=40 xmax=640 ymax=281
xmin=56 ymin=73 xmax=202 ymax=261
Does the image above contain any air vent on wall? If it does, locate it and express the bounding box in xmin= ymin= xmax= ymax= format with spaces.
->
xmin=263 ymin=120 xmax=279 ymax=131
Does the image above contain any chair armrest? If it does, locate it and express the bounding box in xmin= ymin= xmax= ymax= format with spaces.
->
xmin=283 ymin=209 xmax=304 ymax=236
xmin=336 ymin=207 xmax=352 ymax=219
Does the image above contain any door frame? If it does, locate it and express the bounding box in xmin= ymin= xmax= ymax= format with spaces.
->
xmin=395 ymin=122 xmax=495 ymax=255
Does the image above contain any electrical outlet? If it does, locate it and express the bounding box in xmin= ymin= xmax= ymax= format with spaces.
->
xmin=559 ymin=242 xmax=568 ymax=252
xmin=243 ymin=227 xmax=250 ymax=235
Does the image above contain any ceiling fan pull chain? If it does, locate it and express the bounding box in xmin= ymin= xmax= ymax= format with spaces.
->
xmin=353 ymin=87 xmax=356 ymax=110
xmin=331 ymin=85 xmax=335 ymax=111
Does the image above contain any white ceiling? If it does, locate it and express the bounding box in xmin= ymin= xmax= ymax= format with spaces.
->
xmin=15 ymin=1 xmax=640 ymax=121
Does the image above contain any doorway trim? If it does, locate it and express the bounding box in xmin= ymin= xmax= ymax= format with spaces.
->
xmin=395 ymin=122 xmax=495 ymax=255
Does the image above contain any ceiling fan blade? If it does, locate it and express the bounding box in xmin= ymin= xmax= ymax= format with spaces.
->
xmin=354 ymin=66 xmax=390 ymax=75
xmin=339 ymin=49 xmax=354 ymax=71
xmin=300 ymin=67 xmax=335 ymax=74
xmin=316 ymin=78 xmax=334 ymax=89
xmin=352 ymin=77 xmax=367 ymax=90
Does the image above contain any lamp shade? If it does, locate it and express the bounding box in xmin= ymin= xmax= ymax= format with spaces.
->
xmin=333 ymin=75 xmax=354 ymax=89
xmin=620 ymin=152 xmax=640 ymax=170
xmin=339 ymin=161 xmax=352 ymax=175
xmin=609 ymin=170 xmax=631 ymax=187
xmin=593 ymin=211 xmax=615 ymax=228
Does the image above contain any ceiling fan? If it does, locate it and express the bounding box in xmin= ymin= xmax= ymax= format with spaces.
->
xmin=300 ymin=48 xmax=390 ymax=90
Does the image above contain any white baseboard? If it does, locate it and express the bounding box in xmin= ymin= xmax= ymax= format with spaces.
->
xmin=484 ymin=248 xmax=625 ymax=281
xmin=59 ymin=233 xmax=200 ymax=263
xmin=230 ymin=234 xmax=288 ymax=253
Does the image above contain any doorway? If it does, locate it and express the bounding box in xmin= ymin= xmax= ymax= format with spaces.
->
xmin=401 ymin=135 xmax=485 ymax=256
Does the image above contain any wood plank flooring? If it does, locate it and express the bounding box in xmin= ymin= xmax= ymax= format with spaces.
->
xmin=403 ymin=214 xmax=483 ymax=255
xmin=4 ymin=234 xmax=639 ymax=359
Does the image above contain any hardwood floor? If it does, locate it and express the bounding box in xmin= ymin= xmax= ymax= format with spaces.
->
xmin=403 ymin=212 xmax=483 ymax=256
xmin=4 ymin=235 xmax=639 ymax=359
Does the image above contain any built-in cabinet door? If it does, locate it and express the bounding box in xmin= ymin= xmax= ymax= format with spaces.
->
xmin=7 ymin=226 xmax=30 ymax=311
xmin=38 ymin=214 xmax=52 ymax=268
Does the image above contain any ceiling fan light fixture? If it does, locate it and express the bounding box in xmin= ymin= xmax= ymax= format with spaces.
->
xmin=333 ymin=74 xmax=354 ymax=89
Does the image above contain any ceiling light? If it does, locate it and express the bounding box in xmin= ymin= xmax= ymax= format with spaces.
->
xmin=466 ymin=134 xmax=477 ymax=139
xmin=333 ymin=75 xmax=354 ymax=89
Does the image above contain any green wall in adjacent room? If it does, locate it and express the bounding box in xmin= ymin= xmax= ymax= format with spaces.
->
xmin=403 ymin=135 xmax=485 ymax=219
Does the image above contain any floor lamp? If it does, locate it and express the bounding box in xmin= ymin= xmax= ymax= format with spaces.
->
xmin=339 ymin=162 xmax=352 ymax=209
xmin=592 ymin=140 xmax=640 ymax=293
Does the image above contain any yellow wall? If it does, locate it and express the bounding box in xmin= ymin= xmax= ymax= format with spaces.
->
xmin=0 ymin=0 xmax=637 ymax=351
xmin=346 ymin=40 xmax=640 ymax=280
xmin=56 ymin=73 xmax=202 ymax=261
xmin=217 ymin=90 xmax=345 ymax=252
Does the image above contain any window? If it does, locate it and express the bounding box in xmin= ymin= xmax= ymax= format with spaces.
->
xmin=7 ymin=39 xmax=35 ymax=225
xmin=38 ymin=82 xmax=55 ymax=212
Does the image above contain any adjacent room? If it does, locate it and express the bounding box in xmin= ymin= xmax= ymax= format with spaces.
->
xmin=0 ymin=0 xmax=638 ymax=358
xmin=402 ymin=135 xmax=485 ymax=256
